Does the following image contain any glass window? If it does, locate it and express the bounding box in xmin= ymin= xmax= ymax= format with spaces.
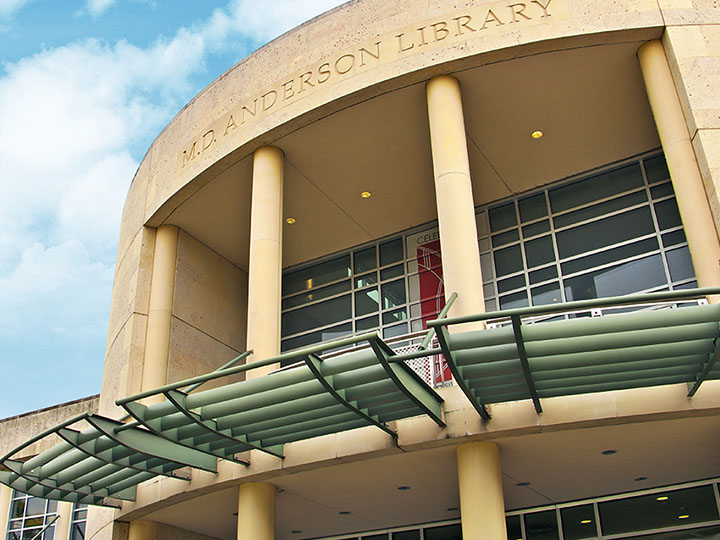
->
xmin=424 ymin=523 xmax=462 ymax=539
xmin=519 ymin=193 xmax=548 ymax=222
xmin=644 ymin=154 xmax=670 ymax=183
xmin=525 ymin=236 xmax=555 ymax=268
xmin=282 ymin=295 xmax=351 ymax=336
xmin=381 ymin=280 xmax=406 ymax=310
xmin=667 ymin=246 xmax=694 ymax=282
xmin=522 ymin=220 xmax=550 ymax=238
xmin=493 ymin=229 xmax=520 ymax=248
xmin=392 ymin=530 xmax=420 ymax=540
xmin=282 ymin=280 xmax=351 ymax=310
xmin=525 ymin=510 xmax=559 ymax=540
xmin=506 ymin=515 xmax=523 ymax=540
xmin=380 ymin=239 xmax=403 ymax=267
xmin=495 ymin=245 xmax=524 ymax=277
xmin=549 ymin=162 xmax=643 ymax=213
xmin=355 ymin=246 xmax=377 ymax=273
xmin=532 ymin=282 xmax=562 ymax=306
xmin=69 ymin=504 xmax=87 ymax=540
xmin=561 ymin=504 xmax=597 ymax=540
xmin=490 ymin=202 xmax=518 ymax=231
xmin=6 ymin=492 xmax=57 ymax=540
xmin=560 ymin=238 xmax=659 ymax=276
xmin=283 ymin=255 xmax=351 ymax=295
xmin=599 ymin=485 xmax=719 ymax=535
xmin=498 ymin=275 xmax=526 ymax=294
xmin=529 ymin=266 xmax=558 ymax=285
xmin=655 ymin=198 xmax=683 ymax=230
xmin=355 ymin=288 xmax=379 ymax=317
xmin=553 ymin=190 xmax=647 ymax=229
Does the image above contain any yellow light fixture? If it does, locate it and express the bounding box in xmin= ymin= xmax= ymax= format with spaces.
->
xmin=657 ymin=496 xmax=669 ymax=501
xmin=678 ymin=515 xmax=690 ymax=519
xmin=285 ymin=217 xmax=296 ymax=224
xmin=531 ymin=130 xmax=543 ymax=139
xmin=580 ymin=520 xmax=592 ymax=524
xmin=360 ymin=191 xmax=372 ymax=198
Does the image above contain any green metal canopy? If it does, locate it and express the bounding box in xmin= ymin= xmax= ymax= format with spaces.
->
xmin=2 ymin=288 xmax=719 ymax=507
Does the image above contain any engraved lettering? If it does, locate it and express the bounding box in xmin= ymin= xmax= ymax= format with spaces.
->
xmin=261 ymin=90 xmax=277 ymax=111
xmin=480 ymin=9 xmax=505 ymax=29
xmin=181 ymin=141 xmax=198 ymax=167
xmin=396 ymin=32 xmax=414 ymax=52
xmin=508 ymin=2 xmax=532 ymax=22
xmin=334 ymin=53 xmax=355 ymax=75
xmin=417 ymin=26 xmax=429 ymax=46
xmin=317 ymin=62 xmax=331 ymax=83
xmin=202 ymin=130 xmax=215 ymax=151
xmin=430 ymin=21 xmax=450 ymax=41
xmin=224 ymin=114 xmax=237 ymax=136
xmin=240 ymin=99 xmax=258 ymax=124
xmin=299 ymin=71 xmax=315 ymax=93
xmin=452 ymin=15 xmax=476 ymax=36
xmin=282 ymin=79 xmax=294 ymax=100
xmin=359 ymin=42 xmax=381 ymax=66
xmin=531 ymin=0 xmax=552 ymax=17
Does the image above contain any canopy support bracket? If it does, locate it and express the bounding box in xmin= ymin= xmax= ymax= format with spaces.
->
xmin=511 ymin=315 xmax=542 ymax=413
xmin=688 ymin=336 xmax=720 ymax=397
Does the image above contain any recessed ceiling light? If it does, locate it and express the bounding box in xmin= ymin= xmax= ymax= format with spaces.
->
xmin=360 ymin=191 xmax=372 ymax=198
xmin=291 ymin=530 xmax=302 ymax=534
xmin=339 ymin=511 xmax=351 ymax=515
xmin=601 ymin=449 xmax=617 ymax=455
xmin=516 ymin=482 xmax=530 ymax=487
xmin=678 ymin=515 xmax=690 ymax=519
xmin=635 ymin=476 xmax=648 ymax=481
xmin=580 ymin=520 xmax=592 ymax=524
xmin=285 ymin=217 xmax=296 ymax=224
xmin=531 ymin=130 xmax=543 ymax=139
xmin=232 ymin=512 xmax=238 ymax=516
xmin=657 ymin=496 xmax=669 ymax=501
xmin=447 ymin=507 xmax=458 ymax=512
xmin=397 ymin=485 xmax=411 ymax=491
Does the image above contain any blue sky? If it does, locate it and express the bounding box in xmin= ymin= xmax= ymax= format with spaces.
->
xmin=0 ymin=0 xmax=345 ymax=419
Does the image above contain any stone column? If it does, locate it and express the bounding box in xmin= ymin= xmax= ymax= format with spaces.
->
xmin=638 ymin=40 xmax=720 ymax=300
xmin=0 ymin=485 xmax=11 ymax=538
xmin=457 ymin=441 xmax=507 ymax=540
xmin=426 ymin=75 xmax=485 ymax=327
xmin=141 ymin=224 xmax=179 ymax=404
xmin=54 ymin=502 xmax=73 ymax=540
xmin=246 ymin=146 xmax=284 ymax=379
xmin=237 ymin=482 xmax=275 ymax=540
xmin=128 ymin=520 xmax=157 ymax=540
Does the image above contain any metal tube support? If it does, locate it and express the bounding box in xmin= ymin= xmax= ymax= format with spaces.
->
xmin=142 ymin=224 xmax=180 ymax=405
xmin=427 ymin=76 xmax=485 ymax=332
xmin=237 ymin=482 xmax=275 ymax=540
xmin=457 ymin=441 xmax=507 ymax=540
xmin=638 ymin=40 xmax=720 ymax=303
xmin=247 ymin=146 xmax=284 ymax=379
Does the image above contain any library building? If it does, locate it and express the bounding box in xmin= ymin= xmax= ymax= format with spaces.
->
xmin=2 ymin=0 xmax=720 ymax=539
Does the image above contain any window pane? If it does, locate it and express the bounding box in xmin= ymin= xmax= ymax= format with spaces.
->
xmin=553 ymin=190 xmax=647 ymax=229
xmin=283 ymin=295 xmax=351 ymax=336
xmin=655 ymin=198 xmax=682 ymax=230
xmin=519 ymin=193 xmax=548 ymax=222
xmin=500 ymin=291 xmax=529 ymax=310
xmin=383 ymin=323 xmax=408 ymax=338
xmin=381 ymin=280 xmax=406 ymax=309
xmin=363 ymin=535 xmax=388 ymax=540
xmin=529 ymin=266 xmax=557 ymax=285
xmin=498 ymin=274 xmax=526 ymax=294
xmin=644 ymin=154 xmax=670 ymax=183
xmin=506 ymin=515 xmax=523 ymax=540
xmin=525 ymin=236 xmax=555 ymax=268
xmin=561 ymin=504 xmax=597 ymax=540
xmin=355 ymin=246 xmax=377 ymax=273
xmin=381 ymin=264 xmax=404 ymax=281
xmin=650 ymin=182 xmax=674 ymax=198
xmin=495 ymin=245 xmax=524 ymax=277
xmin=560 ymin=238 xmax=659 ymax=276
xmin=356 ymin=315 xmax=379 ymax=332
xmin=556 ymin=207 xmax=655 ymax=259
xmin=523 ymin=220 xmax=550 ymax=238
xmin=525 ymin=510 xmax=559 ymax=540
xmin=662 ymin=229 xmax=686 ymax=248
xmin=490 ymin=202 xmax=517 ymax=231
xmin=564 ymin=255 xmax=666 ymax=301
xmin=383 ymin=308 xmax=407 ymax=325
xmin=12 ymin=499 xmax=26 ymax=519
xmin=549 ymin=162 xmax=643 ymax=213
xmin=355 ymin=288 xmax=380 ymax=317
xmin=424 ymin=523 xmax=462 ymax=539
xmin=532 ymin=282 xmax=562 ymax=306
xmin=25 ymin=498 xmax=45 ymax=517
xmin=356 ymin=273 xmax=378 ymax=288
xmin=392 ymin=531 xmax=420 ymax=540
xmin=380 ymin=239 xmax=403 ymax=266
xmin=493 ymin=229 xmax=520 ymax=248
xmin=599 ymin=485 xmax=719 ymax=535
xmin=667 ymin=246 xmax=695 ymax=282
xmin=282 ymin=280 xmax=350 ymax=309
xmin=627 ymin=524 xmax=720 ymax=539
xmin=281 ymin=323 xmax=352 ymax=352
xmin=283 ymin=255 xmax=351 ymax=295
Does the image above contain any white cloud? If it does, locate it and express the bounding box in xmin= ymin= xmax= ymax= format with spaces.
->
xmin=0 ymin=0 xmax=35 ymax=18
xmin=87 ymin=0 xmax=116 ymax=17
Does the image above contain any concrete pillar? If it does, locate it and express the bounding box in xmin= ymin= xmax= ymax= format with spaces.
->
xmin=141 ymin=224 xmax=179 ymax=404
xmin=457 ymin=441 xmax=507 ymax=540
xmin=54 ymin=501 xmax=73 ymax=540
xmin=0 ymin=485 xmax=11 ymax=538
xmin=128 ymin=520 xmax=157 ymax=540
xmin=426 ymin=75 xmax=485 ymax=327
xmin=237 ymin=482 xmax=275 ymax=540
xmin=638 ymin=40 xmax=720 ymax=301
xmin=246 ymin=146 xmax=284 ymax=379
